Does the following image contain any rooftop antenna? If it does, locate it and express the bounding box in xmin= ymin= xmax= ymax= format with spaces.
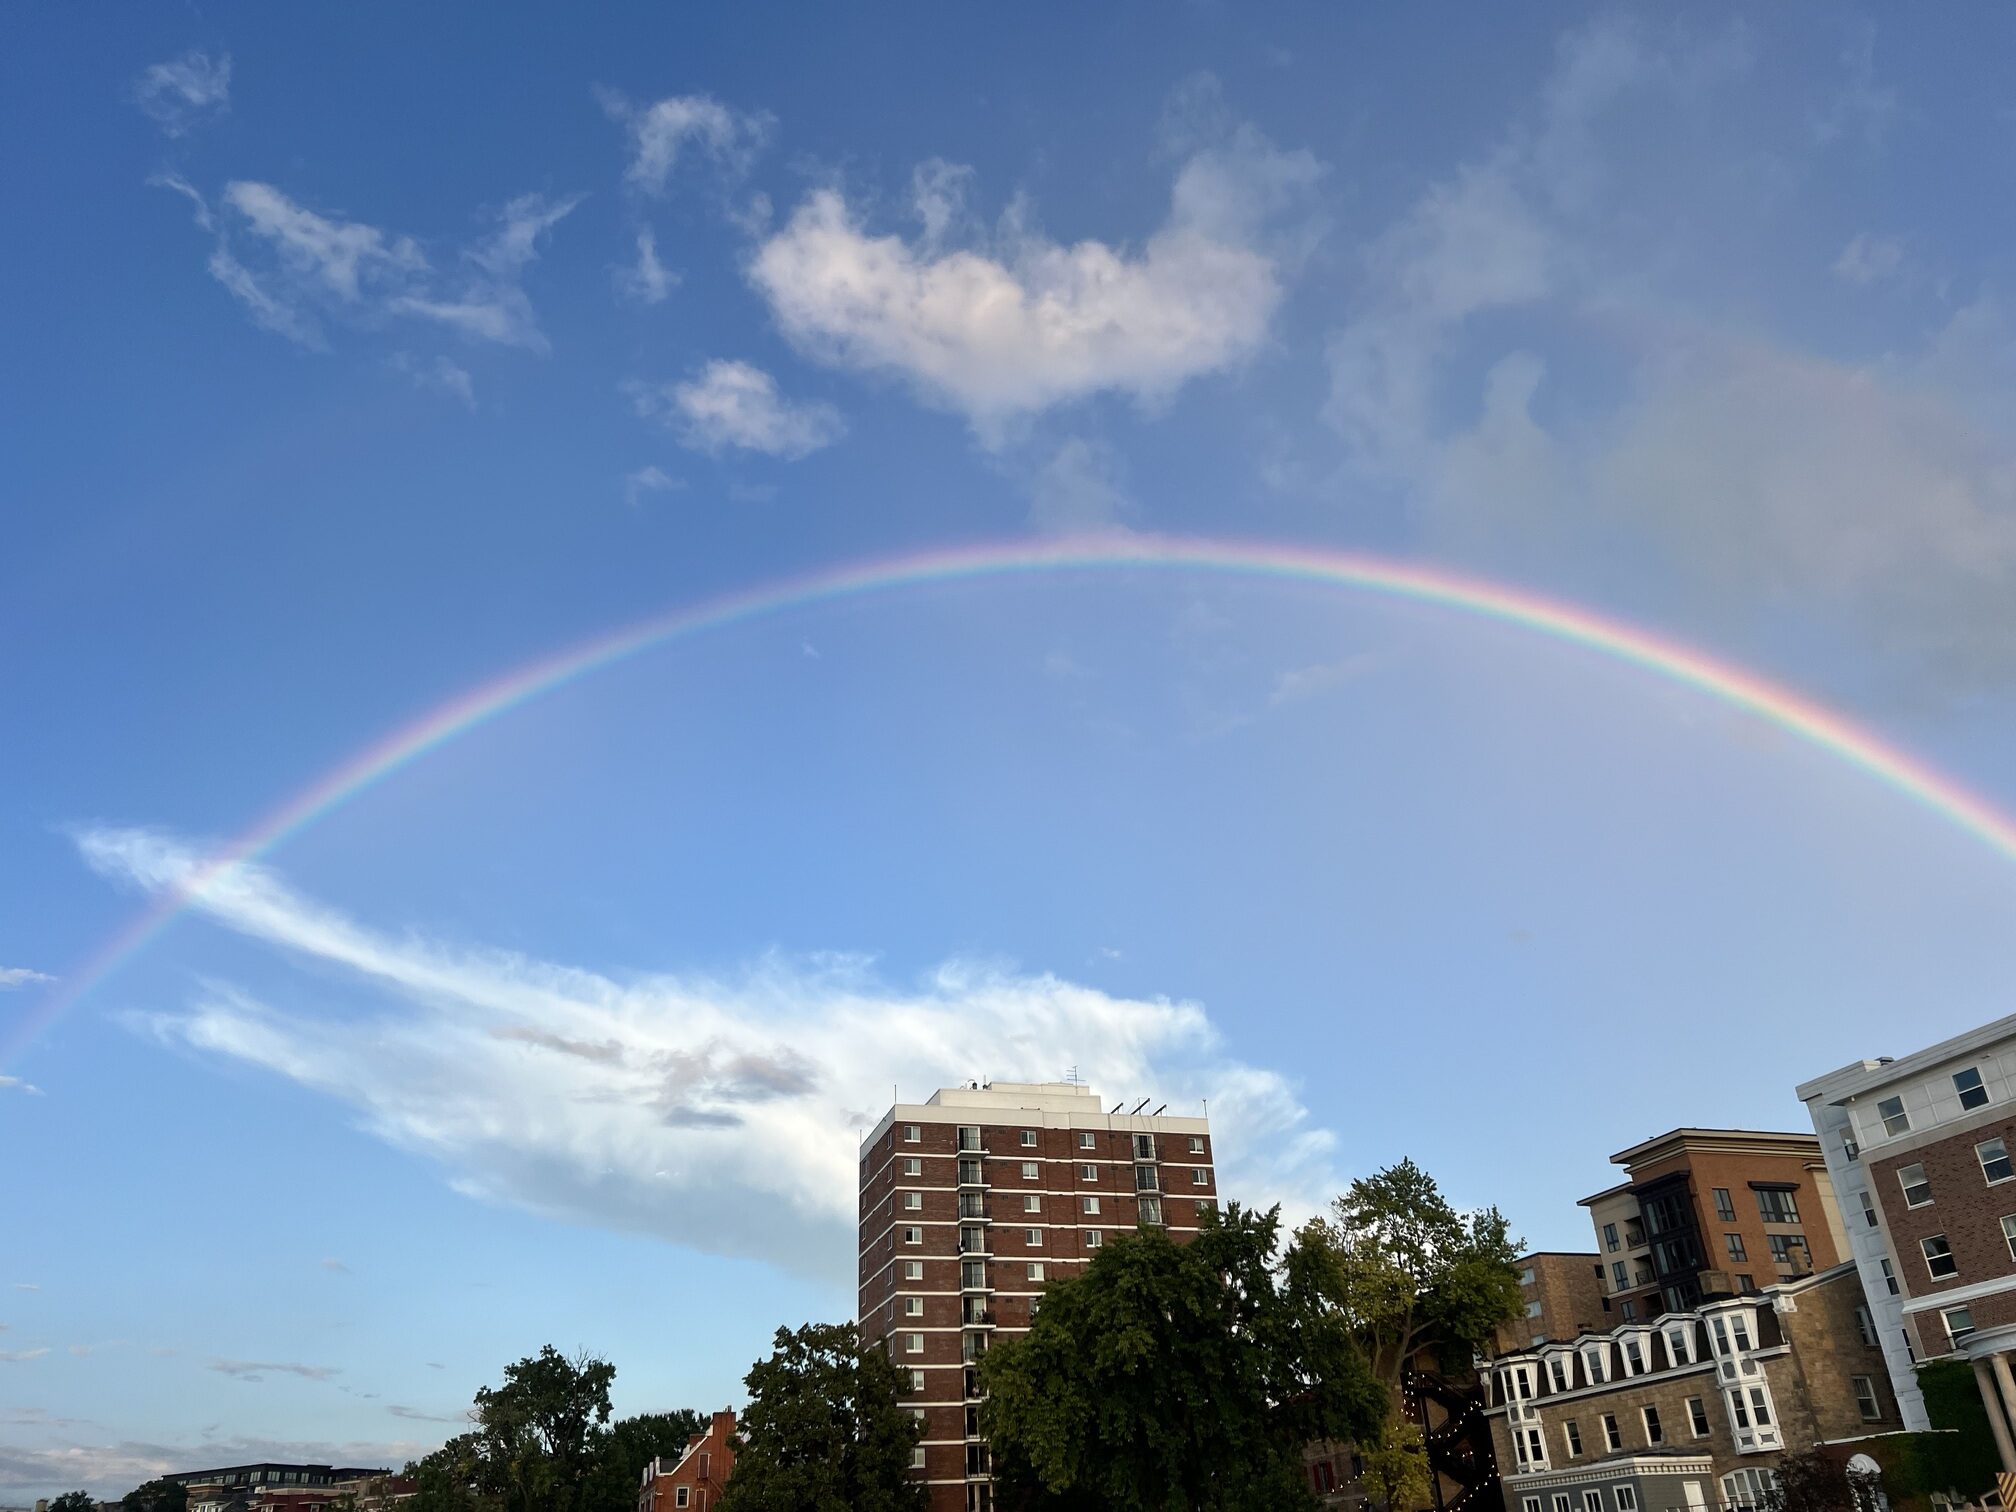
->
xmin=1063 ymin=1065 xmax=1082 ymax=1085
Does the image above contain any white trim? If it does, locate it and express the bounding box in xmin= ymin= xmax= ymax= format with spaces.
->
xmin=1897 ymin=1271 xmax=2016 ymax=1313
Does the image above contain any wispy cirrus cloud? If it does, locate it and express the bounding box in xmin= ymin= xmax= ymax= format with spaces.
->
xmin=133 ymin=50 xmax=231 ymax=136
xmin=0 ymin=1349 xmax=50 ymax=1363
xmin=622 ymin=465 xmax=684 ymax=507
xmin=208 ymin=1359 xmax=340 ymax=1383
xmin=0 ymin=1076 xmax=43 ymax=1097
xmin=77 ymin=825 xmax=1343 ymax=1277
xmin=747 ymin=91 xmax=1321 ymax=439
xmin=627 ymin=360 xmax=844 ymax=459
xmin=599 ymin=91 xmax=771 ymax=195
xmin=156 ymin=178 xmax=576 ymax=355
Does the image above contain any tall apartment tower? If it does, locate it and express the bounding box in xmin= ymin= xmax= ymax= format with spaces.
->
xmin=1799 ymin=1012 xmax=2016 ymax=1448
xmin=1577 ymin=1129 xmax=1849 ymax=1322
xmin=857 ymin=1081 xmax=1217 ymax=1512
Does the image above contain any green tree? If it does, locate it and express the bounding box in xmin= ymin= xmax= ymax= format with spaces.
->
xmin=1759 ymin=1448 xmax=1885 ymax=1512
xmin=588 ymin=1408 xmax=709 ymax=1510
xmin=979 ymin=1203 xmax=1385 ymax=1512
xmin=718 ymin=1321 xmax=925 ymax=1512
xmin=406 ymin=1346 xmax=618 ymax=1512
xmin=1300 ymin=1159 xmax=1524 ymax=1512
xmin=121 ymin=1480 xmax=189 ymax=1512
xmin=50 ymin=1493 xmax=97 ymax=1512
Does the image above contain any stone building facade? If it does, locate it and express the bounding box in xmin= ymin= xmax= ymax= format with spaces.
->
xmin=857 ymin=1082 xmax=1217 ymax=1512
xmin=1485 ymin=1263 xmax=1902 ymax=1512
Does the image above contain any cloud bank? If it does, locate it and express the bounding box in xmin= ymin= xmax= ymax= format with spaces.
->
xmin=78 ymin=826 xmax=1343 ymax=1277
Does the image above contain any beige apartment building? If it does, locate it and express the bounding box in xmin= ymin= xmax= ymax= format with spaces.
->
xmin=1578 ymin=1130 xmax=1850 ymax=1324
xmin=856 ymin=1081 xmax=1217 ymax=1512
xmin=1486 ymin=1263 xmax=1902 ymax=1512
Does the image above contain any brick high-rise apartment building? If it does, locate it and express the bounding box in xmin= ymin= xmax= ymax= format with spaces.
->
xmin=857 ymin=1081 xmax=1217 ymax=1512
xmin=1576 ymin=1130 xmax=1849 ymax=1324
xmin=1800 ymin=1012 xmax=2016 ymax=1460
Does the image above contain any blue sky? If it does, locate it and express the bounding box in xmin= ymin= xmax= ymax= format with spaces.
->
xmin=7 ymin=1 xmax=2016 ymax=1496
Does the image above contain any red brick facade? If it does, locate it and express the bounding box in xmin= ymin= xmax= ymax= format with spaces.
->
xmin=1867 ymin=1114 xmax=2016 ymax=1355
xmin=637 ymin=1409 xmax=735 ymax=1512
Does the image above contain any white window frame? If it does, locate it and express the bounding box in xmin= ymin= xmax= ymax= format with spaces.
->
xmin=1080 ymin=1163 xmax=1098 ymax=1181
xmin=1189 ymin=1135 xmax=1205 ymax=1152
xmin=905 ymin=1332 xmax=924 ymax=1354
xmin=1584 ymin=1491 xmax=1604 ymax=1512
xmin=1023 ymin=1194 xmax=1041 ymax=1213
xmin=903 ymin=1191 xmax=922 ymax=1210
xmin=1922 ymin=1234 xmax=1959 ymax=1280
xmin=1944 ymin=1306 xmax=1976 ymax=1346
xmin=1979 ymin=1137 xmax=2014 ymax=1185
xmin=1025 ymin=1228 xmax=1042 ymax=1247
xmin=1078 ymin=1131 xmax=1096 ymax=1150
xmin=1687 ymin=1396 xmax=1709 ymax=1437
xmin=903 ymin=1226 xmax=922 ymax=1245
xmin=1877 ymin=1095 xmax=1910 ymax=1135
xmin=1083 ymin=1195 xmax=1101 ymax=1215
xmin=1086 ymin=1229 xmax=1103 ymax=1248
xmin=1955 ymin=1066 xmax=1990 ymax=1110
xmin=1028 ymin=1262 xmax=1045 ymax=1281
xmin=1564 ymin=1420 xmax=1582 ymax=1456
xmin=1615 ymin=1488 xmax=1638 ymax=1512
xmin=1642 ymin=1404 xmax=1662 ymax=1444
xmin=905 ymin=1296 xmax=923 ymax=1317
xmin=1191 ymin=1167 xmax=1208 ymax=1185
xmin=1022 ymin=1161 xmax=1040 ymax=1180
xmin=675 ymin=1489 xmax=690 ymax=1510
xmin=2002 ymin=1213 xmax=2016 ymax=1262
xmin=1021 ymin=1129 xmax=1038 ymax=1147
xmin=1853 ymin=1375 xmax=1881 ymax=1421
xmin=903 ymin=1124 xmax=921 ymax=1142
xmin=1898 ymin=1164 xmax=1933 ymax=1208
xmin=903 ymin=1260 xmax=923 ymax=1280
xmin=1602 ymin=1413 xmax=1621 ymax=1451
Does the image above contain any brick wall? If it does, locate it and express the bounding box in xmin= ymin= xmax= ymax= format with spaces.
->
xmin=1867 ymin=1115 xmax=2016 ymax=1354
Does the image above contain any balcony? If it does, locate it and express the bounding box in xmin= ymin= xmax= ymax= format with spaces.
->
xmin=958 ymin=1194 xmax=990 ymax=1220
xmin=958 ymin=1161 xmax=987 ymax=1188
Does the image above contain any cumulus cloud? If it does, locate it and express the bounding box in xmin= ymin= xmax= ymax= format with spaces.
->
xmin=748 ymin=106 xmax=1320 ymax=437
xmin=600 ymin=91 xmax=771 ymax=195
xmin=134 ymin=50 xmax=231 ymax=136
xmin=156 ymin=179 xmax=575 ymax=354
xmin=0 ymin=1076 xmax=43 ymax=1097
xmin=0 ymin=967 xmax=54 ymax=990
xmin=627 ymin=360 xmax=845 ymax=458
xmin=77 ymin=825 xmax=1344 ymax=1277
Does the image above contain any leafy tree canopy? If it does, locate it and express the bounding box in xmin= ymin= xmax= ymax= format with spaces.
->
xmin=979 ymin=1203 xmax=1386 ymax=1512
xmin=50 ymin=1493 xmax=97 ymax=1512
xmin=718 ymin=1321 xmax=925 ymax=1512
xmin=121 ymin=1479 xmax=189 ymax=1512
xmin=1760 ymin=1449 xmax=1885 ymax=1512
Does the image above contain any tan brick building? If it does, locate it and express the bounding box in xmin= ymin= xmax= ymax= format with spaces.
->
xmin=1485 ymin=1263 xmax=1902 ymax=1512
xmin=1577 ymin=1130 xmax=1849 ymax=1324
xmin=1801 ymin=1013 xmax=2016 ymax=1465
xmin=857 ymin=1081 xmax=1216 ymax=1512
xmin=1497 ymin=1253 xmax=1610 ymax=1354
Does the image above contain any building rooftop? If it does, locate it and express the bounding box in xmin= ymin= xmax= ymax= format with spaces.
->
xmin=1796 ymin=1010 xmax=2016 ymax=1106
xmin=1607 ymin=1126 xmax=1823 ymax=1168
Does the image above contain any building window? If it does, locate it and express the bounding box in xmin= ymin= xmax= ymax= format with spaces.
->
xmin=1553 ymin=1497 xmax=1572 ymax=1512
xmin=1979 ymin=1138 xmax=2014 ymax=1184
xmin=1549 ymin=1357 xmax=1569 ymax=1391
xmin=1584 ymin=1347 xmax=1608 ymax=1383
xmin=1843 ymin=1130 xmax=1860 ymax=1162
xmin=1736 ymin=1272 xmax=1755 ymax=1292
xmin=1086 ymin=1230 xmax=1103 ymax=1248
xmin=1922 ymin=1234 xmax=1959 ymax=1280
xmin=1879 ymin=1258 xmax=1899 ymax=1295
xmin=957 ymin=1126 xmax=983 ymax=1152
xmin=1021 ymin=1161 xmax=1039 ymax=1180
xmin=1021 ymin=1130 xmax=1038 ymax=1147
xmin=1604 ymin=1222 xmax=1620 ymax=1252
xmin=1584 ymin=1491 xmax=1604 ymax=1512
xmin=1524 ymin=1499 xmax=1542 ymax=1512
xmin=1713 ymin=1187 xmax=1736 ymax=1221
xmin=903 ymin=1260 xmax=923 ymax=1282
xmin=1079 ymin=1131 xmax=1096 ymax=1149
xmin=1945 ymin=1307 xmax=1976 ymax=1346
xmin=904 ymin=1226 xmax=922 ymax=1245
xmin=910 ymin=1444 xmax=926 ymax=1470
xmin=1191 ymin=1167 xmax=1208 ymax=1185
xmin=905 ymin=1332 xmax=924 ymax=1354
xmin=1565 ymin=1420 xmax=1582 ymax=1456
xmin=1189 ymin=1135 xmax=1205 ymax=1152
xmin=1611 ymin=1260 xmax=1628 ymax=1287
xmin=904 ymin=1124 xmax=921 ymax=1142
xmin=1025 ymin=1228 xmax=1042 ymax=1247
xmin=1602 ymin=1414 xmax=1621 ymax=1452
xmin=909 ymin=1368 xmax=925 ymax=1391
xmin=1954 ymin=1067 xmax=1990 ymax=1111
xmin=1756 ymin=1188 xmax=1800 ymax=1223
xmin=1023 ymin=1194 xmax=1041 ymax=1213
xmin=1877 ymin=1096 xmax=1910 ymax=1135
xmin=1621 ymin=1300 xmax=1637 ymax=1322
xmin=903 ymin=1157 xmax=922 ymax=1176
xmin=1859 ymin=1191 xmax=1879 ymax=1227
xmin=903 ymin=1191 xmax=922 ymax=1210
xmin=1725 ymin=1233 xmax=1747 ymax=1262
xmin=1080 ymin=1163 xmax=1098 ymax=1181
xmin=1141 ymin=1196 xmax=1164 ymax=1225
xmin=1853 ymin=1376 xmax=1881 ymax=1421
xmin=1133 ymin=1134 xmax=1155 ymax=1159
xmin=1623 ymin=1337 xmax=1645 ymax=1373
xmin=1687 ymin=1397 xmax=1710 ymax=1437
xmin=1721 ymin=1470 xmax=1776 ymax=1512
xmin=1520 ymin=1266 xmax=1537 ymax=1286
xmin=1855 ymin=1305 xmax=1877 ymax=1346
xmin=1082 ymin=1196 xmax=1100 ymax=1215
xmin=1666 ymin=1326 xmax=1691 ymax=1364
xmin=675 ymin=1490 xmax=690 ymax=1509
xmin=1135 ymin=1165 xmax=1159 ymax=1192
xmin=1527 ymin=1300 xmax=1545 ymax=1320
xmin=1315 ymin=1461 xmax=1337 ymax=1494
xmin=1767 ymin=1234 xmax=1807 ymax=1267
xmin=1615 ymin=1488 xmax=1638 ymax=1512
xmin=2002 ymin=1214 xmax=2016 ymax=1262
xmin=1643 ymin=1406 xmax=1662 ymax=1443
xmin=1028 ymin=1262 xmax=1044 ymax=1281
xmin=905 ymin=1296 xmax=923 ymax=1317
xmin=1899 ymin=1164 xmax=1934 ymax=1207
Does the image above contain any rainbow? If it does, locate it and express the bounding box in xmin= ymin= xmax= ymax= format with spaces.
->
xmin=17 ymin=533 xmax=2016 ymax=1064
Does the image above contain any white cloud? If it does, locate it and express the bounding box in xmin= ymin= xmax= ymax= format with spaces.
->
xmin=0 ymin=1350 xmax=49 ymax=1363
xmin=77 ymin=826 xmax=1345 ymax=1277
xmin=0 ymin=1076 xmax=43 ymax=1097
xmin=628 ymin=360 xmax=844 ymax=459
xmin=599 ymin=91 xmax=771 ymax=195
xmin=748 ymin=114 xmax=1320 ymax=437
xmin=1834 ymin=232 xmax=1906 ymax=286
xmin=1027 ymin=438 xmax=1132 ymax=535
xmin=157 ymin=180 xmax=575 ymax=354
xmin=0 ymin=1436 xmax=429 ymax=1501
xmin=0 ymin=968 xmax=52 ymax=989
xmin=622 ymin=465 xmax=684 ymax=507
xmin=388 ymin=194 xmax=580 ymax=353
xmin=209 ymin=1359 xmax=339 ymax=1383
xmin=133 ymin=50 xmax=231 ymax=136
xmin=616 ymin=228 xmax=678 ymax=305
xmin=389 ymin=353 xmax=476 ymax=410
xmin=1810 ymin=21 xmax=1898 ymax=146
